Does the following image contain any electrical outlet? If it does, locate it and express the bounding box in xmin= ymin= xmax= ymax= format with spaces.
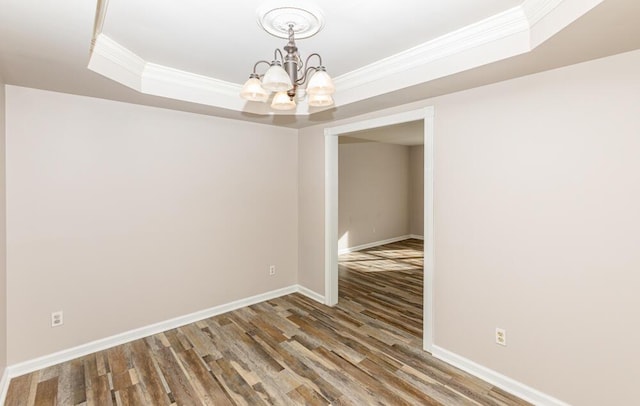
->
xmin=51 ymin=311 xmax=64 ymax=327
xmin=269 ymin=265 xmax=276 ymax=276
xmin=495 ymin=328 xmax=506 ymax=346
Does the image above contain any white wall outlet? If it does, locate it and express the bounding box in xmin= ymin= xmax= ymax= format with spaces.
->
xmin=495 ymin=328 xmax=506 ymax=346
xmin=51 ymin=311 xmax=64 ymax=327
xmin=269 ymin=265 xmax=276 ymax=276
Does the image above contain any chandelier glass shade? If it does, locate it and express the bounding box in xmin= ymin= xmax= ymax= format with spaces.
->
xmin=308 ymin=93 xmax=334 ymax=107
xmin=271 ymin=91 xmax=297 ymax=110
xmin=239 ymin=76 xmax=269 ymax=102
xmin=306 ymin=69 xmax=335 ymax=95
xmin=240 ymin=24 xmax=335 ymax=111
xmin=261 ymin=62 xmax=293 ymax=92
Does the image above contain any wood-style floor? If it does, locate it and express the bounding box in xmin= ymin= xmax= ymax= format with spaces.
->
xmin=5 ymin=239 xmax=530 ymax=405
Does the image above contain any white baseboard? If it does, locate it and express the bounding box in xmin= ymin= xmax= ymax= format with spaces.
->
xmin=431 ymin=346 xmax=570 ymax=406
xmin=296 ymin=285 xmax=325 ymax=304
xmin=338 ymin=235 xmax=414 ymax=255
xmin=6 ymin=284 xmax=321 ymax=380
xmin=0 ymin=367 xmax=10 ymax=406
xmin=409 ymin=234 xmax=424 ymax=240
xmin=1 ymin=288 xmax=568 ymax=406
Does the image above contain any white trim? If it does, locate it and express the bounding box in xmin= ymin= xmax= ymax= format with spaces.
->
xmin=90 ymin=0 xmax=110 ymax=50
xmin=141 ymin=63 xmax=247 ymax=110
xmin=422 ymin=106 xmax=435 ymax=352
xmin=324 ymin=107 xmax=435 ymax=352
xmin=526 ymin=0 xmax=602 ymax=49
xmin=88 ymin=34 xmax=145 ymax=91
xmin=334 ymin=6 xmax=529 ymax=92
xmin=408 ymin=234 xmax=424 ymax=240
xmin=523 ymin=0 xmax=564 ymax=26
xmin=432 ymin=346 xmax=570 ymax=406
xmin=338 ymin=235 xmax=412 ymax=255
xmin=86 ymin=0 xmax=596 ymax=116
xmin=296 ymin=285 xmax=326 ymax=304
xmin=5 ymin=285 xmax=308 ymax=378
xmin=324 ymin=133 xmax=339 ymax=306
xmin=326 ymin=109 xmax=429 ymax=136
xmin=0 ymin=368 xmax=10 ymax=406
xmin=144 ymin=63 xmax=241 ymax=97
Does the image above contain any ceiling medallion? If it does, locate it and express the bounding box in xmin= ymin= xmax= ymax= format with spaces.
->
xmin=257 ymin=5 xmax=325 ymax=39
xmin=240 ymin=4 xmax=334 ymax=112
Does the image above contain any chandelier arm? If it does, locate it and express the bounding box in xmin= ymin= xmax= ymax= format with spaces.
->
xmin=304 ymin=53 xmax=323 ymax=68
xmin=296 ymin=54 xmax=304 ymax=73
xmin=252 ymin=60 xmax=272 ymax=75
xmin=297 ymin=66 xmax=319 ymax=86
xmin=273 ymin=48 xmax=285 ymax=64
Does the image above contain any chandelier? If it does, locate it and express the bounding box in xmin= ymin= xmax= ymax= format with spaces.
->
xmin=240 ymin=6 xmax=335 ymax=111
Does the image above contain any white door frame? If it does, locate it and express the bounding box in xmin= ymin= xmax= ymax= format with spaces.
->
xmin=324 ymin=106 xmax=435 ymax=352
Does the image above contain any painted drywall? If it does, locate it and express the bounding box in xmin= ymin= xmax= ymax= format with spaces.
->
xmin=297 ymin=49 xmax=640 ymax=405
xmin=409 ymin=146 xmax=424 ymax=236
xmin=297 ymin=129 xmax=325 ymax=295
xmin=0 ymin=81 xmax=7 ymax=377
xmin=338 ymin=142 xmax=410 ymax=250
xmin=5 ymin=86 xmax=298 ymax=364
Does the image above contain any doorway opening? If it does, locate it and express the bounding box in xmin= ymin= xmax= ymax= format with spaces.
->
xmin=324 ymin=107 xmax=434 ymax=352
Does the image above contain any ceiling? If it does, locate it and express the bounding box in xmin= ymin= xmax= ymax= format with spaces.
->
xmin=1 ymin=0 xmax=639 ymax=128
xmin=99 ymin=0 xmax=522 ymax=84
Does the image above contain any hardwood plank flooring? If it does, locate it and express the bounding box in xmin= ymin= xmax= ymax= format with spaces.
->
xmin=5 ymin=239 xmax=530 ymax=405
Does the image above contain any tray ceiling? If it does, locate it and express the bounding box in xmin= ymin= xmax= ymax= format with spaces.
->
xmin=1 ymin=0 xmax=639 ymax=126
xmin=99 ymin=0 xmax=523 ymax=84
xmin=87 ymin=0 xmax=597 ymax=116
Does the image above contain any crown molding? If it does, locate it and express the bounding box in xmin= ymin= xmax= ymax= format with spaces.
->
xmin=522 ymin=0 xmax=564 ymax=26
xmin=142 ymin=62 xmax=245 ymax=109
xmin=144 ymin=63 xmax=240 ymax=97
xmin=334 ymin=5 xmax=529 ymax=93
xmin=87 ymin=0 xmax=601 ymax=116
xmin=88 ymin=34 xmax=145 ymax=91
xmin=88 ymin=34 xmax=310 ymax=115
xmin=526 ymin=0 xmax=603 ymax=48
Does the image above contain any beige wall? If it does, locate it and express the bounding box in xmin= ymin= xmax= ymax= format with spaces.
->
xmin=298 ymin=49 xmax=640 ymax=405
xmin=1 ymin=47 xmax=637 ymax=405
xmin=5 ymin=86 xmax=298 ymax=364
xmin=0 ymin=80 xmax=6 ymax=376
xmin=297 ymin=131 xmax=325 ymax=294
xmin=338 ymin=142 xmax=410 ymax=250
xmin=409 ymin=145 xmax=424 ymax=236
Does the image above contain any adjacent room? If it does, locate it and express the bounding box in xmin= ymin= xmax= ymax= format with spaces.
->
xmin=1 ymin=0 xmax=639 ymax=405
xmin=337 ymin=122 xmax=426 ymax=347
